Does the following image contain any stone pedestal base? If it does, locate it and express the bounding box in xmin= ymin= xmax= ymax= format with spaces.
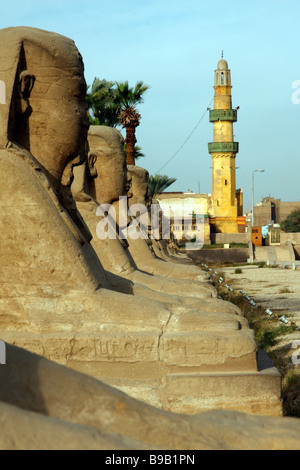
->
xmin=100 ymin=351 xmax=282 ymax=417
xmin=0 ymin=334 xmax=281 ymax=417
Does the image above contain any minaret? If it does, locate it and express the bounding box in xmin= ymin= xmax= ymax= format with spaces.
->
xmin=208 ymin=56 xmax=242 ymax=233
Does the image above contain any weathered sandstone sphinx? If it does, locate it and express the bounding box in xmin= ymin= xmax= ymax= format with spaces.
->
xmin=0 ymin=27 xmax=280 ymax=416
xmin=127 ymin=163 xmax=212 ymax=279
xmin=0 ymin=343 xmax=300 ymax=450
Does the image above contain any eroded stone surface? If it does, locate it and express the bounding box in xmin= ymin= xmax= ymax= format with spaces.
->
xmin=0 ymin=344 xmax=297 ymax=450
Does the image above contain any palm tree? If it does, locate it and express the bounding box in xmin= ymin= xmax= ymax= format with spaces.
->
xmin=86 ymin=78 xmax=119 ymax=127
xmin=116 ymin=81 xmax=150 ymax=165
xmin=123 ymin=144 xmax=145 ymax=161
xmin=86 ymin=79 xmax=150 ymax=164
xmin=148 ymin=174 xmax=177 ymax=197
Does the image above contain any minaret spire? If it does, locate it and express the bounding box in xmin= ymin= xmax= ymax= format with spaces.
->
xmin=208 ymin=57 xmax=243 ymax=233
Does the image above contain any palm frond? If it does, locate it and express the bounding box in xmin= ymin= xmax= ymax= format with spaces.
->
xmin=148 ymin=174 xmax=177 ymax=196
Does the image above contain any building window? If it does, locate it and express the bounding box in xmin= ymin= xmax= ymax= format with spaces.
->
xmin=225 ymin=179 xmax=228 ymax=186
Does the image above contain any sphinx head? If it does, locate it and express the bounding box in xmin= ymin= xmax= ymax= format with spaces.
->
xmin=0 ymin=27 xmax=89 ymax=186
xmin=86 ymin=125 xmax=132 ymax=205
xmin=127 ymin=165 xmax=151 ymax=209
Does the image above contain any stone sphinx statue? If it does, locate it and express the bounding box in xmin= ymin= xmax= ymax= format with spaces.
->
xmin=127 ymin=167 xmax=193 ymax=264
xmin=0 ymin=26 xmax=107 ymax=295
xmin=0 ymin=27 xmax=278 ymax=416
xmin=126 ymin=164 xmax=206 ymax=275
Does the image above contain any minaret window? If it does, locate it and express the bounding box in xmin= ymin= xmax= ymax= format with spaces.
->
xmin=221 ymin=72 xmax=224 ymax=84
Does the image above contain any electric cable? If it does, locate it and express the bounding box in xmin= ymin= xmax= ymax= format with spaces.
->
xmin=156 ymin=96 xmax=214 ymax=174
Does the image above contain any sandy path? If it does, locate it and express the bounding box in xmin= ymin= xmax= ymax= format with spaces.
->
xmin=217 ymin=265 xmax=300 ymax=365
xmin=220 ymin=265 xmax=300 ymax=319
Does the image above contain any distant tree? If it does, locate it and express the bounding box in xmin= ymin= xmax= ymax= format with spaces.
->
xmin=86 ymin=78 xmax=119 ymax=127
xmin=116 ymin=81 xmax=150 ymax=165
xmin=124 ymin=144 xmax=145 ymax=161
xmin=281 ymin=210 xmax=300 ymax=233
xmin=86 ymin=79 xmax=150 ymax=165
xmin=148 ymin=174 xmax=177 ymax=197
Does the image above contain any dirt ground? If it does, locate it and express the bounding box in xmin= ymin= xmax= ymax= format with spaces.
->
xmin=220 ymin=265 xmax=300 ymax=320
xmin=217 ymin=264 xmax=300 ymax=369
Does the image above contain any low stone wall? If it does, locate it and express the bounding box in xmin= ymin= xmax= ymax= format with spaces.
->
xmin=187 ymin=248 xmax=250 ymax=264
xmin=210 ymin=233 xmax=250 ymax=245
xmin=280 ymin=232 xmax=300 ymax=244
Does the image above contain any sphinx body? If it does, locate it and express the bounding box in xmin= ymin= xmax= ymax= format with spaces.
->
xmin=126 ymin=164 xmax=207 ymax=277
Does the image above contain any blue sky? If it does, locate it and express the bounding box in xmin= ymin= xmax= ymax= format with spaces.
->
xmin=1 ymin=0 xmax=299 ymax=211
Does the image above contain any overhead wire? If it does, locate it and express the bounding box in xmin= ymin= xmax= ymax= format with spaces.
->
xmin=156 ymin=96 xmax=214 ymax=174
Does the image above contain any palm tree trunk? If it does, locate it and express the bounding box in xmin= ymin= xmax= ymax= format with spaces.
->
xmin=125 ymin=124 xmax=137 ymax=165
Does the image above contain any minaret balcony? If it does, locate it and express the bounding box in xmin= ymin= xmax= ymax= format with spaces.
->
xmin=208 ymin=142 xmax=239 ymax=153
xmin=209 ymin=109 xmax=237 ymax=122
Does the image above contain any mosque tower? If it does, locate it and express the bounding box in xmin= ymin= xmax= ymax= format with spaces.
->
xmin=208 ymin=56 xmax=243 ymax=233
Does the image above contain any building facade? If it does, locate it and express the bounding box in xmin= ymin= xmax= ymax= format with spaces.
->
xmin=155 ymin=192 xmax=211 ymax=245
xmin=254 ymin=197 xmax=300 ymax=227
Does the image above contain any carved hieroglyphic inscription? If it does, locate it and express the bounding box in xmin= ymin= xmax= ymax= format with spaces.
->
xmin=67 ymin=333 xmax=159 ymax=363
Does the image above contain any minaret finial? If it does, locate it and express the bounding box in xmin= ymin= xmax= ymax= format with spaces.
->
xmin=221 ymin=50 xmax=224 ymax=59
